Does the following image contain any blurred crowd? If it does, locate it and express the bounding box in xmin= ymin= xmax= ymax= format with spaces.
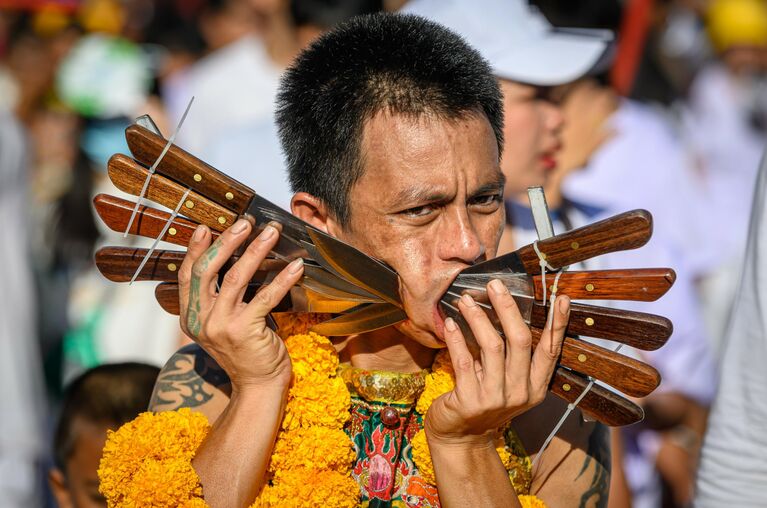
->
xmin=0 ymin=0 xmax=765 ymax=507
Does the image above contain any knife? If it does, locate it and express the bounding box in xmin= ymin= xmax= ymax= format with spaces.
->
xmin=94 ymin=193 xmax=219 ymax=248
xmin=154 ymin=282 xmax=293 ymax=315
xmin=452 ymin=268 xmax=676 ymax=302
xmin=441 ymin=291 xmax=671 ymax=352
xmin=461 ymin=209 xmax=653 ymax=276
xmin=310 ymin=303 xmax=408 ymax=336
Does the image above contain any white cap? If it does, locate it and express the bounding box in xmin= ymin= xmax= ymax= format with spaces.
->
xmin=401 ymin=0 xmax=613 ymax=86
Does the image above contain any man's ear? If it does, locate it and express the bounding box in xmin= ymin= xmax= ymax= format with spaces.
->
xmin=49 ymin=468 xmax=73 ymax=508
xmin=291 ymin=192 xmax=341 ymax=234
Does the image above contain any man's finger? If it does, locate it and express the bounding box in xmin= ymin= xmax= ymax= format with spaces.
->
xmin=530 ymin=295 xmax=570 ymax=392
xmin=243 ymin=258 xmax=304 ymax=321
xmin=216 ymin=222 xmax=281 ymax=309
xmin=185 ymin=218 xmax=252 ymax=334
xmin=443 ymin=317 xmax=480 ymax=395
xmin=457 ymin=294 xmax=505 ymax=392
xmin=487 ymin=279 xmax=532 ymax=386
xmin=178 ymin=224 xmax=211 ymax=326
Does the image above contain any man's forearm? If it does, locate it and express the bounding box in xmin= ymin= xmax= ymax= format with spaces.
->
xmin=428 ymin=436 xmax=520 ymax=508
xmin=193 ymin=384 xmax=288 ymax=508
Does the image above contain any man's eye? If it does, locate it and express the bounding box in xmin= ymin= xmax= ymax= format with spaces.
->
xmin=401 ymin=205 xmax=435 ymax=218
xmin=471 ymin=194 xmax=503 ymax=206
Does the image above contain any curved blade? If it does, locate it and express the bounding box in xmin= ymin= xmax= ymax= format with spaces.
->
xmin=306 ymin=228 xmax=402 ymax=307
xmin=310 ymin=303 xmax=407 ymax=336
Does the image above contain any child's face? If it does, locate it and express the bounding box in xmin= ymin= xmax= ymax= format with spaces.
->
xmin=49 ymin=419 xmax=109 ymax=508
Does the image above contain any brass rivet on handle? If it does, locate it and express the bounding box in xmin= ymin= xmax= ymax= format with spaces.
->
xmin=193 ymin=173 xmax=202 ymax=182
xmin=578 ymin=354 xmax=587 ymax=363
xmin=585 ymin=317 xmax=595 ymax=326
xmin=185 ymin=200 xmax=195 ymax=209
xmin=168 ymin=227 xmax=177 ymax=236
xmin=225 ymin=192 xmax=234 ymax=200
xmin=570 ymin=241 xmax=579 ymax=250
xmin=562 ymin=384 xmax=571 ymax=392
xmin=217 ymin=216 xmax=227 ymax=225
xmin=167 ymin=263 xmax=177 ymax=272
xmin=585 ymin=283 xmax=595 ymax=292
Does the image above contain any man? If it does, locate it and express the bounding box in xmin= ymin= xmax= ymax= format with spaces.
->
xmin=49 ymin=363 xmax=160 ymax=508
xmin=130 ymin=13 xmax=607 ymax=507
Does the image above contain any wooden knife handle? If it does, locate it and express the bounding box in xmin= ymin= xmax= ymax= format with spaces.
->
xmin=95 ymin=246 xmax=288 ymax=283
xmin=95 ymin=247 xmax=186 ymax=282
xmin=155 ymin=282 xmax=293 ymax=315
xmin=108 ymin=154 xmax=238 ymax=232
xmin=532 ymin=268 xmax=676 ymax=302
xmin=518 ymin=209 xmax=653 ymax=272
xmin=530 ymin=302 xmax=672 ymax=351
xmin=126 ymin=124 xmax=253 ymax=212
xmin=550 ymin=368 xmax=644 ymax=427
xmin=93 ymin=194 xmax=219 ymax=247
xmin=531 ymin=328 xmax=660 ymax=398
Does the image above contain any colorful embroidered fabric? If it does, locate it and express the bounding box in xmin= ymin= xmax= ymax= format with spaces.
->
xmin=339 ymin=364 xmax=533 ymax=507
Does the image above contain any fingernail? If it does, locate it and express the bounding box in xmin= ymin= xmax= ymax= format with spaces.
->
xmin=460 ymin=294 xmax=476 ymax=307
xmin=288 ymin=257 xmax=304 ymax=274
xmin=445 ymin=317 xmax=457 ymax=331
xmin=489 ymin=279 xmax=506 ymax=295
xmin=192 ymin=225 xmax=205 ymax=241
xmin=558 ymin=295 xmax=570 ymax=315
xmin=231 ymin=219 xmax=249 ymax=234
xmin=259 ymin=225 xmax=276 ymax=241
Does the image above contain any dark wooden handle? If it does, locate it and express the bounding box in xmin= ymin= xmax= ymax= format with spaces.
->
xmin=518 ymin=209 xmax=653 ymax=272
xmin=155 ymin=282 xmax=292 ymax=315
xmin=95 ymin=246 xmax=288 ymax=283
xmin=107 ymin=154 xmax=238 ymax=232
xmin=532 ymin=268 xmax=676 ymax=302
xmin=95 ymin=247 xmax=186 ymax=282
xmin=530 ymin=301 xmax=672 ymax=351
xmin=550 ymin=368 xmax=644 ymax=427
xmin=93 ymin=193 xmax=220 ymax=247
xmin=531 ymin=328 xmax=660 ymax=398
xmin=126 ymin=124 xmax=254 ymax=212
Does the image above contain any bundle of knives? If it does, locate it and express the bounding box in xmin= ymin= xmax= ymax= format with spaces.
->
xmin=93 ymin=119 xmax=676 ymax=428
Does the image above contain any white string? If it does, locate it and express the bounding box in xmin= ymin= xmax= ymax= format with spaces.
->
xmin=531 ymin=376 xmax=595 ymax=469
xmin=129 ymin=188 xmax=191 ymax=285
xmin=532 ymin=240 xmax=556 ymax=304
xmin=123 ymin=96 xmax=195 ymax=237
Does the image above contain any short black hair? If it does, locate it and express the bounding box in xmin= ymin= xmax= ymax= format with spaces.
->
xmin=53 ymin=363 xmax=160 ymax=472
xmin=276 ymin=12 xmax=504 ymax=226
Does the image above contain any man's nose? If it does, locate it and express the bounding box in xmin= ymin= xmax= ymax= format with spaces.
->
xmin=440 ymin=209 xmax=485 ymax=265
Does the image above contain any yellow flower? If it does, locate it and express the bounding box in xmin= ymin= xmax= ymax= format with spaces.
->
xmin=252 ymin=468 xmax=359 ymax=508
xmin=282 ymin=373 xmax=350 ymax=430
xmin=415 ymin=369 xmax=454 ymax=416
xmin=285 ymin=332 xmax=339 ymax=379
xmin=518 ymin=494 xmax=548 ymax=508
xmin=410 ymin=429 xmax=436 ymax=485
xmin=269 ymin=427 xmax=355 ymax=476
xmin=98 ymin=408 xmax=210 ymax=507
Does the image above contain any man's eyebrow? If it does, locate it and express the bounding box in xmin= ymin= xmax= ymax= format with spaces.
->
xmin=390 ymin=186 xmax=450 ymax=207
xmin=470 ymin=173 xmax=506 ymax=197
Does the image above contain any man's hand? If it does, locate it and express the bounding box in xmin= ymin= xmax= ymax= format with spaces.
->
xmin=426 ymin=279 xmax=570 ymax=446
xmin=178 ymin=219 xmax=305 ymax=390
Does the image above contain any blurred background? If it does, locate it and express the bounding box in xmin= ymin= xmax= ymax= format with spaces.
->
xmin=0 ymin=0 xmax=764 ymax=507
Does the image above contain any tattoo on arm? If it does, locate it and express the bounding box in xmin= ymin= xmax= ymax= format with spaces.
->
xmin=576 ymin=423 xmax=611 ymax=508
xmin=149 ymin=346 xmax=231 ymax=411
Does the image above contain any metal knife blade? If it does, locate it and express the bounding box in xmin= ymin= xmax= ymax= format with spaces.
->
xmin=306 ymin=228 xmax=402 ymax=307
xmin=310 ymin=303 xmax=407 ymax=336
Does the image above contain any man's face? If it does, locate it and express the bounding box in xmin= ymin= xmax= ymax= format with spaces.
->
xmin=499 ymin=79 xmax=564 ymax=199
xmin=49 ymin=419 xmax=109 ymax=508
xmin=332 ymin=111 xmax=505 ymax=348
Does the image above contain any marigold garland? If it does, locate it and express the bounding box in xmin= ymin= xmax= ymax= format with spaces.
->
xmin=98 ymin=334 xmax=546 ymax=507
